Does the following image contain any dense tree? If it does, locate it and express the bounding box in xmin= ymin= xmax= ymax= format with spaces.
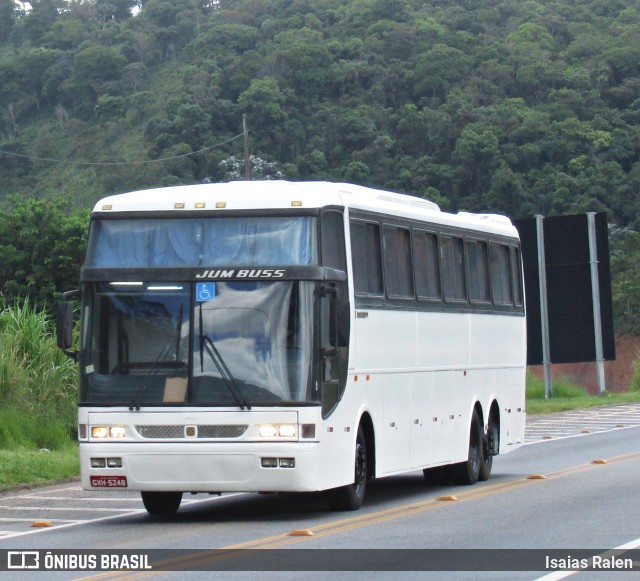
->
xmin=0 ymin=198 xmax=88 ymax=309
xmin=0 ymin=0 xmax=16 ymax=42
xmin=0 ymin=0 xmax=639 ymax=330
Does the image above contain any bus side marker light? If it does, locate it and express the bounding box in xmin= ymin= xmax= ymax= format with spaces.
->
xmin=592 ymin=459 xmax=607 ymax=464
xmin=32 ymin=521 xmax=54 ymax=528
xmin=215 ymin=202 xmax=226 ymax=208
xmin=436 ymin=495 xmax=458 ymax=502
xmin=527 ymin=474 xmax=546 ymax=480
xmin=174 ymin=203 xmax=185 ymax=209
xmin=288 ymin=529 xmax=314 ymax=536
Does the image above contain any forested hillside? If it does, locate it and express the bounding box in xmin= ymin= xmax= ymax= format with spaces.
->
xmin=0 ymin=0 xmax=639 ymax=331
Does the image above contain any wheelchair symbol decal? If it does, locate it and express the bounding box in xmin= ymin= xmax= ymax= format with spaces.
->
xmin=196 ymin=282 xmax=216 ymax=302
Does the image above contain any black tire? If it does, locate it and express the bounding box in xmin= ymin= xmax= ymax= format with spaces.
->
xmin=327 ymin=425 xmax=367 ymax=511
xmin=478 ymin=421 xmax=496 ymax=482
xmin=141 ymin=491 xmax=183 ymax=516
xmin=450 ymin=409 xmax=482 ymax=485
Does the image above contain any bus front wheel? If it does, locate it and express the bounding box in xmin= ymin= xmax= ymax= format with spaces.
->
xmin=141 ymin=491 xmax=183 ymax=516
xmin=327 ymin=425 xmax=367 ymax=511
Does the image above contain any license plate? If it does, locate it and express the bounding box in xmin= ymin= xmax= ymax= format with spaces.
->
xmin=90 ymin=475 xmax=128 ymax=488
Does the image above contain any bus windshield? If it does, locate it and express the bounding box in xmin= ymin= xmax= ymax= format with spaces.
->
xmin=86 ymin=216 xmax=317 ymax=267
xmin=81 ymin=281 xmax=317 ymax=406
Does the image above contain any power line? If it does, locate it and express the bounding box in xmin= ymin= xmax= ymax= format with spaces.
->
xmin=0 ymin=132 xmax=245 ymax=166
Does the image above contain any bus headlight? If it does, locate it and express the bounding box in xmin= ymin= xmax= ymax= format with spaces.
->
xmin=258 ymin=424 xmax=297 ymax=438
xmin=91 ymin=426 xmax=127 ymax=439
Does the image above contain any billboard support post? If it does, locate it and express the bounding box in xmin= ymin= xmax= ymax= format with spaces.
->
xmin=536 ymin=215 xmax=552 ymax=398
xmin=588 ymin=212 xmax=606 ymax=394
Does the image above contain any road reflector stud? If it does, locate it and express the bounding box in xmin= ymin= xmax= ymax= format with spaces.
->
xmin=581 ymin=429 xmax=591 ymax=433
xmin=31 ymin=521 xmax=53 ymax=527
xmin=288 ymin=529 xmax=314 ymax=536
xmin=527 ymin=474 xmax=546 ymax=480
xmin=436 ymin=495 xmax=458 ymax=501
xmin=592 ymin=459 xmax=607 ymax=464
xmin=616 ymin=424 xmax=624 ymax=428
xmin=543 ymin=436 xmax=552 ymax=439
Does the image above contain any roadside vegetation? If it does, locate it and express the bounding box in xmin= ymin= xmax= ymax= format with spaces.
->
xmin=0 ymin=301 xmax=79 ymax=491
xmin=526 ymin=369 xmax=640 ymax=415
xmin=0 ymin=301 xmax=639 ymax=490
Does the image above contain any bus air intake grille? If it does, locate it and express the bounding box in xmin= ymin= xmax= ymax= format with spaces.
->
xmin=135 ymin=425 xmax=249 ymax=439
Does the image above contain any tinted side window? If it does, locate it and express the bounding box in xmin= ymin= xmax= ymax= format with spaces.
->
xmin=350 ymin=221 xmax=383 ymax=295
xmin=490 ymin=243 xmax=513 ymax=305
xmin=321 ymin=211 xmax=347 ymax=272
xmin=467 ymin=239 xmax=490 ymax=303
xmin=441 ymin=235 xmax=466 ymax=301
xmin=511 ymin=246 xmax=524 ymax=307
xmin=383 ymin=226 xmax=413 ymax=297
xmin=414 ymin=231 xmax=441 ymax=300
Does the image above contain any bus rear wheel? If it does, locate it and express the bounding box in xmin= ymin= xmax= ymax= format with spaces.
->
xmin=479 ymin=420 xmax=497 ymax=481
xmin=141 ymin=491 xmax=183 ymax=516
xmin=327 ymin=425 xmax=367 ymax=511
xmin=450 ymin=409 xmax=482 ymax=485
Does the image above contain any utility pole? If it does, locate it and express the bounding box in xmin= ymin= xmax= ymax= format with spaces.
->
xmin=243 ymin=113 xmax=252 ymax=181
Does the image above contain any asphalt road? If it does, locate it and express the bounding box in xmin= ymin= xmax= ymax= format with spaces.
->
xmin=1 ymin=404 xmax=640 ymax=580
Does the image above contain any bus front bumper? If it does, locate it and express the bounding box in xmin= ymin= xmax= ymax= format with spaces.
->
xmin=80 ymin=441 xmax=322 ymax=493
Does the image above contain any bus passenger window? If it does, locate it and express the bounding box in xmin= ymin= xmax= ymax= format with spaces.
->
xmin=511 ymin=247 xmax=524 ymax=307
xmin=383 ymin=227 xmax=413 ymax=298
xmin=490 ymin=243 xmax=513 ymax=305
xmin=467 ymin=240 xmax=490 ymax=303
xmin=414 ymin=231 xmax=441 ymax=300
xmin=350 ymin=221 xmax=383 ymax=295
xmin=441 ymin=235 xmax=466 ymax=302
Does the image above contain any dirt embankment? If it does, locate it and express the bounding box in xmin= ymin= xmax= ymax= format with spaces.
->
xmin=530 ymin=335 xmax=640 ymax=394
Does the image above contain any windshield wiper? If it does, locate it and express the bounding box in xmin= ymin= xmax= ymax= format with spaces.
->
xmin=200 ymin=334 xmax=251 ymax=410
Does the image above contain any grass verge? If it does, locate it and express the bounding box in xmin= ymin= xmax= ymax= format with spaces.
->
xmin=0 ymin=445 xmax=79 ymax=492
xmin=526 ymin=371 xmax=640 ymax=414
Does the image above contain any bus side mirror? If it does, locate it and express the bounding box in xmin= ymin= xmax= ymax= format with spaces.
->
xmin=56 ymin=290 xmax=79 ymax=360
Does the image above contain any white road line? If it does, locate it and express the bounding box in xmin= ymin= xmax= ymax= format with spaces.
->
xmin=0 ymin=517 xmax=83 ymax=523
xmin=0 ymin=493 xmax=246 ymax=541
xmin=0 ymin=505 xmax=137 ymax=513
xmin=7 ymin=495 xmax=142 ymax=502
xmin=532 ymin=537 xmax=640 ymax=580
xmin=524 ymin=423 xmax=640 ymax=446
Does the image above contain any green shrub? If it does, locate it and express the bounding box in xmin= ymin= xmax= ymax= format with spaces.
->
xmin=526 ymin=370 xmax=587 ymax=399
xmin=0 ymin=300 xmax=77 ymax=450
xmin=631 ymin=352 xmax=640 ymax=392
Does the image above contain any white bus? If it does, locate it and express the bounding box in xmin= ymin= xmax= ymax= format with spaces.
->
xmin=57 ymin=181 xmax=526 ymax=516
